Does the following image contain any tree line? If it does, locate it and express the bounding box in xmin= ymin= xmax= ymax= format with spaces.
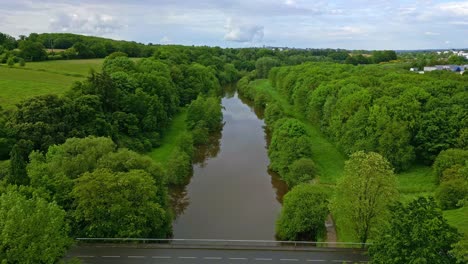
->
xmin=237 ymin=62 xmax=466 ymax=263
xmin=269 ymin=63 xmax=466 ymax=171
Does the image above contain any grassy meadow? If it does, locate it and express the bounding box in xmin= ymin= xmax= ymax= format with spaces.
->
xmin=0 ymin=59 xmax=107 ymax=110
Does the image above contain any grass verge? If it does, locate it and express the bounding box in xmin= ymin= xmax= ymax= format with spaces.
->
xmin=148 ymin=109 xmax=188 ymax=166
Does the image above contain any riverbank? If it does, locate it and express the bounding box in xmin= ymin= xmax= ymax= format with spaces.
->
xmin=240 ymin=78 xmax=465 ymax=244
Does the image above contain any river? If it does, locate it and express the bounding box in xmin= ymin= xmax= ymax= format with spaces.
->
xmin=171 ymin=89 xmax=288 ymax=240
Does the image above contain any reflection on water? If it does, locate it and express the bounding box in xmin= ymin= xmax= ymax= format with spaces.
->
xmin=170 ymin=90 xmax=288 ymax=240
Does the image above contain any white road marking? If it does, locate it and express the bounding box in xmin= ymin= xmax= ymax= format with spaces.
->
xmin=230 ymin=257 xmax=248 ymax=260
xmin=128 ymin=256 xmax=145 ymax=258
xmin=307 ymin=260 xmax=325 ymax=262
xmin=152 ymin=256 xmax=172 ymax=259
xmin=179 ymin=256 xmax=197 ymax=259
xmin=77 ymin=256 xmax=95 ymax=258
xmin=255 ymin=258 xmax=273 ymax=261
xmin=204 ymin=257 xmax=222 ymax=260
xmin=280 ymin=259 xmax=299 ymax=261
xmin=102 ymin=256 xmax=120 ymax=258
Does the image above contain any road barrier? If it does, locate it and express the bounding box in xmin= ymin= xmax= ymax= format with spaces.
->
xmin=75 ymin=238 xmax=371 ymax=251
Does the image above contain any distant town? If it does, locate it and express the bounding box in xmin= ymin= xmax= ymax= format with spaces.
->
xmin=409 ymin=50 xmax=468 ymax=74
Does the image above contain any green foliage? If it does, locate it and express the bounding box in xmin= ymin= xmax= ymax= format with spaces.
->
xmin=369 ymin=197 xmax=461 ymax=264
xmin=166 ymin=148 xmax=192 ymax=185
xmin=19 ymin=40 xmax=47 ymax=61
xmin=8 ymin=140 xmax=33 ymax=186
xmin=284 ymin=158 xmax=317 ymax=187
xmin=18 ymin=58 xmax=25 ymax=67
xmin=269 ymin=62 xmax=467 ymax=170
xmin=268 ymin=118 xmax=312 ymax=176
xmin=276 ymin=184 xmax=329 ymax=241
xmin=264 ymin=102 xmax=285 ymax=126
xmin=27 ymin=137 xmax=117 ymax=208
xmin=256 ymin=57 xmax=280 ymax=78
xmin=433 ymin=148 xmax=468 ymax=183
xmin=371 ymin=50 xmax=397 ymax=63
xmin=186 ymin=95 xmax=222 ymax=133
xmin=331 ymin=151 xmax=398 ymax=244
xmin=27 ymin=136 xmax=171 ymax=237
xmin=72 ymin=168 xmax=170 ymax=237
xmin=436 ymin=179 xmax=467 ymax=210
xmin=0 ymin=33 xmax=17 ymax=50
xmin=6 ymin=57 xmax=14 ymax=67
xmin=0 ymin=189 xmax=70 ymax=263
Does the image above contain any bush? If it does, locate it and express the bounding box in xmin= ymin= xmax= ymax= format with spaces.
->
xmin=6 ymin=57 xmax=14 ymax=67
xmin=166 ymin=148 xmax=192 ymax=185
xmin=18 ymin=58 xmax=25 ymax=67
xmin=436 ymin=179 xmax=467 ymax=209
xmin=284 ymin=158 xmax=317 ymax=187
xmin=433 ymin=149 xmax=468 ymax=183
xmin=106 ymin=51 xmax=128 ymax=60
xmin=276 ymin=184 xmax=329 ymax=241
xmin=264 ymin=102 xmax=285 ymax=126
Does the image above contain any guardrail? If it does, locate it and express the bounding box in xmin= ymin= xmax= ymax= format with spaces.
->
xmin=75 ymin=238 xmax=371 ymax=250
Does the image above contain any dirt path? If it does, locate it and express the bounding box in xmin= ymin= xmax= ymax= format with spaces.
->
xmin=325 ymin=214 xmax=337 ymax=247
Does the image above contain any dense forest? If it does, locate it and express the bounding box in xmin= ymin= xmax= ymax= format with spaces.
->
xmin=238 ymin=62 xmax=467 ymax=263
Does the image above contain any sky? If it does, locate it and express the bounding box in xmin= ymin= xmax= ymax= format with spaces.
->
xmin=1 ymin=0 xmax=467 ymax=50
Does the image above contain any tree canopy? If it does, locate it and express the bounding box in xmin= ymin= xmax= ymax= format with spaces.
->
xmin=276 ymin=184 xmax=329 ymax=241
xmin=369 ymin=197 xmax=461 ymax=264
xmin=331 ymin=151 xmax=398 ymax=244
xmin=0 ymin=189 xmax=70 ymax=263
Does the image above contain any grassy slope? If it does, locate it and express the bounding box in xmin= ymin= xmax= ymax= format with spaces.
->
xmin=148 ymin=109 xmax=188 ymax=166
xmin=249 ymin=79 xmax=468 ymax=243
xmin=21 ymin=59 xmax=105 ymax=76
xmin=444 ymin=206 xmax=468 ymax=237
xmin=0 ymin=58 xmax=144 ymax=110
xmin=0 ymin=66 xmax=83 ymax=109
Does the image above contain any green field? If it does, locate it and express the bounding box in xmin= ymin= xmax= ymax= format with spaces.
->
xmin=148 ymin=109 xmax=188 ymax=165
xmin=21 ymin=59 xmax=105 ymax=77
xmin=0 ymin=66 xmax=83 ymax=109
xmin=0 ymin=59 xmax=108 ymax=110
xmin=444 ymin=206 xmax=468 ymax=236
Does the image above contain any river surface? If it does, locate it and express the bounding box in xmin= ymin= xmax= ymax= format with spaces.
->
xmin=171 ymin=90 xmax=288 ymax=240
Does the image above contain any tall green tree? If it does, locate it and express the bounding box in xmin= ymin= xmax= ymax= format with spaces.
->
xmin=268 ymin=118 xmax=312 ymax=176
xmin=331 ymin=151 xmax=398 ymax=245
xmin=369 ymin=197 xmax=460 ymax=264
xmin=276 ymin=184 xmax=329 ymax=241
xmin=72 ymin=168 xmax=170 ymax=238
xmin=0 ymin=189 xmax=70 ymax=263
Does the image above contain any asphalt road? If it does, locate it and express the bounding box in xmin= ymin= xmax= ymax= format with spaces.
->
xmin=66 ymin=245 xmax=369 ymax=264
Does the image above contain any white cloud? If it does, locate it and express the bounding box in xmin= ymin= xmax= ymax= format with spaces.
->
xmin=327 ymin=26 xmax=367 ymax=38
xmin=49 ymin=10 xmax=124 ymax=35
xmin=425 ymin=31 xmax=440 ymax=36
xmin=437 ymin=2 xmax=468 ymax=16
xmin=224 ymin=18 xmax=264 ymax=43
xmin=160 ymin=36 xmax=172 ymax=44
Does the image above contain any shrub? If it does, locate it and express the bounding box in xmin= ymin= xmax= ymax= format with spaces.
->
xmin=276 ymin=184 xmax=329 ymax=241
xmin=284 ymin=158 xmax=317 ymax=187
xmin=436 ymin=179 xmax=467 ymax=209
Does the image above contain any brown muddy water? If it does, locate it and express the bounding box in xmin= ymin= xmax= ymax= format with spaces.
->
xmin=171 ymin=89 xmax=288 ymax=240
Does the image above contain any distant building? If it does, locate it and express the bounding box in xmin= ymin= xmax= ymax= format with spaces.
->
xmin=423 ymin=65 xmax=466 ymax=72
